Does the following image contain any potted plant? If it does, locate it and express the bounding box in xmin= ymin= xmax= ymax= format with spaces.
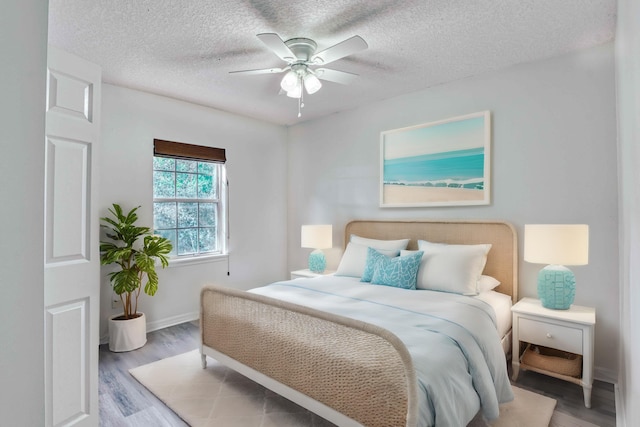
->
xmin=100 ymin=203 xmax=172 ymax=352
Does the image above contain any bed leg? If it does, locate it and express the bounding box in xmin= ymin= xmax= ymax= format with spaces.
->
xmin=201 ymin=352 xmax=207 ymax=369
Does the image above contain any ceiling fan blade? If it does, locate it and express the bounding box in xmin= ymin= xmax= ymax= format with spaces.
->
xmin=311 ymin=35 xmax=368 ymax=65
xmin=315 ymin=68 xmax=359 ymax=85
xmin=229 ymin=67 xmax=287 ymax=75
xmin=256 ymin=33 xmax=296 ymax=62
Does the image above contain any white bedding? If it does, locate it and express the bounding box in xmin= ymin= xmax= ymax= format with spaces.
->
xmin=306 ymin=275 xmax=514 ymax=339
xmin=474 ymin=290 xmax=513 ymax=339
xmin=250 ymin=275 xmax=513 ymax=427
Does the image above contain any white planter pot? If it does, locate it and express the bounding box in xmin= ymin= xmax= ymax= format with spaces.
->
xmin=108 ymin=312 xmax=147 ymax=352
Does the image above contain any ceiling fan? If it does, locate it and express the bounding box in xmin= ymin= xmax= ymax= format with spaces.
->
xmin=230 ymin=33 xmax=368 ymax=117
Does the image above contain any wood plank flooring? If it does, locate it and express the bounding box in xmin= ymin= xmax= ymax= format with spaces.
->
xmin=99 ymin=322 xmax=617 ymax=426
xmin=513 ymin=369 xmax=616 ymax=427
xmin=99 ymin=322 xmax=198 ymax=426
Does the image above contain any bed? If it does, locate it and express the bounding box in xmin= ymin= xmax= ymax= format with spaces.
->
xmin=200 ymin=219 xmax=518 ymax=427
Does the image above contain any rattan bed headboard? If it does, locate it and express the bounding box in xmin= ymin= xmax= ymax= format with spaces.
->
xmin=345 ymin=219 xmax=518 ymax=303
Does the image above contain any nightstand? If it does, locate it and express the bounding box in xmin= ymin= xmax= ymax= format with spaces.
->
xmin=290 ymin=269 xmax=335 ymax=280
xmin=511 ymin=297 xmax=596 ymax=407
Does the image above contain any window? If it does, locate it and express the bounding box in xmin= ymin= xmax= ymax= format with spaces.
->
xmin=152 ymin=139 xmax=226 ymax=258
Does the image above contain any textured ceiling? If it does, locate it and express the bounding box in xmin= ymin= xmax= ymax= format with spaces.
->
xmin=48 ymin=0 xmax=616 ymax=126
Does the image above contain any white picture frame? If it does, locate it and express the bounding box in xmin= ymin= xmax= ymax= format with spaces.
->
xmin=380 ymin=111 xmax=491 ymax=207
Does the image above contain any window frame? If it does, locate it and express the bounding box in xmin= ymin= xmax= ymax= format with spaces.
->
xmin=152 ymin=140 xmax=227 ymax=263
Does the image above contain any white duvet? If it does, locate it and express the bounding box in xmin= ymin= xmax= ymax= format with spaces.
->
xmin=250 ymin=275 xmax=513 ymax=427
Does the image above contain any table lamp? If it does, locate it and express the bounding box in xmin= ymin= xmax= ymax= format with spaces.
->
xmin=301 ymin=224 xmax=332 ymax=273
xmin=524 ymin=224 xmax=589 ymax=310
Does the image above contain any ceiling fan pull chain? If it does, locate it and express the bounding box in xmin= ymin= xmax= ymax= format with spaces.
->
xmin=298 ymin=75 xmax=304 ymax=117
xmin=301 ymin=74 xmax=306 ymax=109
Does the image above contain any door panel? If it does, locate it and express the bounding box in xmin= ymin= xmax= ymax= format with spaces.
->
xmin=45 ymin=299 xmax=90 ymax=426
xmin=47 ymin=70 xmax=94 ymax=122
xmin=45 ymin=46 xmax=101 ymax=427
xmin=45 ymin=137 xmax=90 ymax=263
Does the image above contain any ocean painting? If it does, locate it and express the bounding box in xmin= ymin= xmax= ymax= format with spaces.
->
xmin=380 ymin=111 xmax=491 ymax=207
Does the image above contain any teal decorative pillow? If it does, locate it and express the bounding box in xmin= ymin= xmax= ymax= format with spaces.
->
xmin=361 ymin=247 xmax=395 ymax=282
xmin=370 ymin=251 xmax=424 ymax=289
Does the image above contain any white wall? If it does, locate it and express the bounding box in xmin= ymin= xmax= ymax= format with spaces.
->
xmin=0 ymin=0 xmax=47 ymax=424
xmin=288 ymin=44 xmax=619 ymax=379
xmin=615 ymin=0 xmax=640 ymax=424
xmin=100 ymin=84 xmax=288 ymax=339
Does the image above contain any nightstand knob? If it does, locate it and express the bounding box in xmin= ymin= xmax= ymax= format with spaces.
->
xmin=546 ymin=333 xmax=553 ymax=338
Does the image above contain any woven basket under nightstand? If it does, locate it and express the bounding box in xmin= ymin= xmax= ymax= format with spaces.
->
xmin=521 ymin=344 xmax=582 ymax=378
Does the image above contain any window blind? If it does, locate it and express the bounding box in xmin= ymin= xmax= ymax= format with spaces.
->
xmin=153 ymin=139 xmax=226 ymax=163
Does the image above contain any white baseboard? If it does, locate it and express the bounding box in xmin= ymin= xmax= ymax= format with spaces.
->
xmin=594 ymin=366 xmax=618 ymax=384
xmin=615 ymin=383 xmax=625 ymax=427
xmin=146 ymin=311 xmax=199 ymax=333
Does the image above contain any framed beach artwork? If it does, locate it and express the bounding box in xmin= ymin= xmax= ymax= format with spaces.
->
xmin=380 ymin=111 xmax=491 ymax=207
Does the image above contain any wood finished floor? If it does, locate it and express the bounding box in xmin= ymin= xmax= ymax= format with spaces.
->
xmin=512 ymin=369 xmax=616 ymax=427
xmin=99 ymin=322 xmax=199 ymax=426
xmin=99 ymin=322 xmax=616 ymax=426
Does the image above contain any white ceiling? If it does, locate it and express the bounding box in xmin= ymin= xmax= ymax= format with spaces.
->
xmin=48 ymin=0 xmax=616 ymax=126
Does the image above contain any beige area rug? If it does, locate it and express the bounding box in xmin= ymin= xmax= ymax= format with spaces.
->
xmin=468 ymin=386 xmax=556 ymax=427
xmin=129 ymin=350 xmax=587 ymax=427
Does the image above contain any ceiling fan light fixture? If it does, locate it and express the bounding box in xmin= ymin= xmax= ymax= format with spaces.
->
xmin=232 ymin=33 xmax=368 ymax=118
xmin=303 ymin=73 xmax=322 ymax=94
xmin=286 ymin=83 xmax=302 ymax=98
xmin=280 ymin=70 xmax=299 ymax=92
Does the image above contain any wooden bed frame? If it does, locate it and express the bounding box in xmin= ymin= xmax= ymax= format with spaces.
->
xmin=200 ymin=219 xmax=518 ymax=427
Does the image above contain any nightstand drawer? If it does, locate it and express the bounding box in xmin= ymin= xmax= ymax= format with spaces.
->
xmin=518 ymin=318 xmax=583 ymax=355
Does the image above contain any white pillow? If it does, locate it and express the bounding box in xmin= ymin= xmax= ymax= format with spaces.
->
xmin=408 ymin=241 xmax=492 ymax=295
xmin=335 ymin=242 xmax=400 ymax=278
xmin=350 ymin=235 xmax=410 ymax=251
xmin=477 ymin=275 xmax=501 ymax=293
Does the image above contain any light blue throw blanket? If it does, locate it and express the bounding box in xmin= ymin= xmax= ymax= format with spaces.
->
xmin=250 ymin=276 xmax=513 ymax=427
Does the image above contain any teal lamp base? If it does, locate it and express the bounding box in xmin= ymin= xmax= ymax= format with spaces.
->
xmin=537 ymin=265 xmax=576 ymax=310
xmin=308 ymin=249 xmax=326 ymax=273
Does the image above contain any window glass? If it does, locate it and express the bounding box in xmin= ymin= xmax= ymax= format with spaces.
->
xmin=177 ymin=228 xmax=198 ymax=255
xmin=154 ymin=201 xmax=177 ymax=231
xmin=153 ymin=157 xmax=175 ymax=171
xmin=177 ymin=202 xmax=198 ymax=228
xmin=198 ymin=203 xmax=216 ymax=227
xmin=176 ymin=159 xmax=197 ymax=173
xmin=176 ymin=172 xmax=197 ymax=198
xmin=198 ymin=173 xmax=215 ymax=199
xmin=153 ymin=156 xmax=224 ymax=257
xmin=153 ymin=171 xmax=175 ymax=198
xmin=199 ymin=227 xmax=216 ymax=252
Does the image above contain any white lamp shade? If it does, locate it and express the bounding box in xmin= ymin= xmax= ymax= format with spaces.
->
xmin=301 ymin=224 xmax=332 ymax=249
xmin=303 ymin=73 xmax=322 ymax=94
xmin=524 ymin=224 xmax=589 ymax=265
xmin=286 ymin=85 xmax=302 ymax=98
xmin=280 ymin=71 xmax=299 ymax=92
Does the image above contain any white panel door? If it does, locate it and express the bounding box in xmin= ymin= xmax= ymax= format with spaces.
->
xmin=45 ymin=46 xmax=101 ymax=427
